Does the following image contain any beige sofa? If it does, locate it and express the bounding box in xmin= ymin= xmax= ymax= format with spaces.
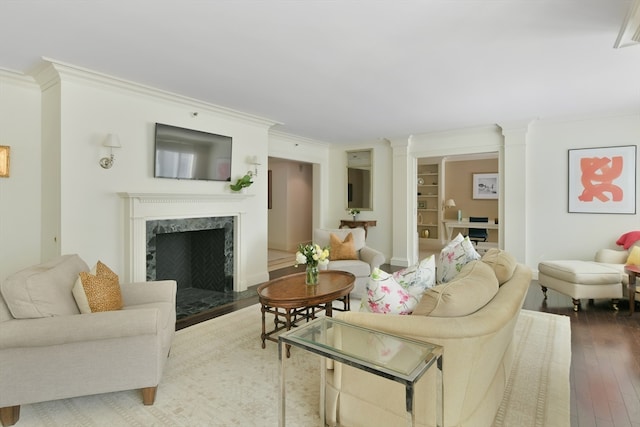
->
xmin=313 ymin=227 xmax=385 ymax=298
xmin=325 ymin=251 xmax=531 ymax=427
xmin=0 ymin=255 xmax=176 ymax=426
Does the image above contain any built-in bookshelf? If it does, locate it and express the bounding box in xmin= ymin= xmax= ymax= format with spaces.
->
xmin=417 ymin=163 xmax=439 ymax=241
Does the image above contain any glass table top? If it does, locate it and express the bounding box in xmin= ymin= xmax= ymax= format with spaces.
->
xmin=279 ymin=317 xmax=441 ymax=382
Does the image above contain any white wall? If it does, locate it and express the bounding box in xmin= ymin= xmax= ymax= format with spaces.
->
xmin=527 ymin=114 xmax=640 ymax=266
xmin=0 ymin=71 xmax=42 ymax=281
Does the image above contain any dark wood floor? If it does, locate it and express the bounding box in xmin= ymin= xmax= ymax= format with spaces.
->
xmin=180 ymin=267 xmax=640 ymax=427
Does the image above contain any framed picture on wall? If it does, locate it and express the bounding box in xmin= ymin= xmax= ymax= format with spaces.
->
xmin=472 ymin=173 xmax=498 ymax=199
xmin=568 ymin=145 xmax=636 ymax=214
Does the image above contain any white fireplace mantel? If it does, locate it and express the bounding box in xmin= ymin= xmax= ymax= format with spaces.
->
xmin=118 ymin=192 xmax=251 ymax=288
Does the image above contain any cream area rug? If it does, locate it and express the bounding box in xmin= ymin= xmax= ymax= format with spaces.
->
xmin=17 ymin=306 xmax=570 ymax=427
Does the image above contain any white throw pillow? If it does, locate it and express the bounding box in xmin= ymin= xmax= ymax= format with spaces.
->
xmin=436 ymin=233 xmax=481 ymax=284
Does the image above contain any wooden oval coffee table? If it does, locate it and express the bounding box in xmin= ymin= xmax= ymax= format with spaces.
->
xmin=257 ymin=270 xmax=355 ymax=354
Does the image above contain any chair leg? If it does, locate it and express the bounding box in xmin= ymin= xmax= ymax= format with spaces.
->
xmin=612 ymin=299 xmax=619 ymax=311
xmin=142 ymin=386 xmax=157 ymax=405
xmin=572 ymin=299 xmax=581 ymax=312
xmin=541 ymin=286 xmax=548 ymax=299
xmin=0 ymin=405 xmax=20 ymax=426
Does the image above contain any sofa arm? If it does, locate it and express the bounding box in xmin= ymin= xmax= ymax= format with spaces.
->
xmin=121 ymin=280 xmax=177 ymax=306
xmin=595 ymin=249 xmax=628 ymax=264
xmin=0 ymin=308 xmax=161 ymax=349
xmin=360 ymin=246 xmax=385 ymax=270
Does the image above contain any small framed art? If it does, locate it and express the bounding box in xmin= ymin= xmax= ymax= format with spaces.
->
xmin=0 ymin=146 xmax=9 ymax=178
xmin=472 ymin=173 xmax=498 ymax=199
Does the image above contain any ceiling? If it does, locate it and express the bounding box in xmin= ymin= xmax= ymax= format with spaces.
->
xmin=1 ymin=1 xmax=639 ymax=144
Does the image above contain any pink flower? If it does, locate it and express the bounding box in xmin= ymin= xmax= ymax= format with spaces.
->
xmin=381 ymin=285 xmax=391 ymax=294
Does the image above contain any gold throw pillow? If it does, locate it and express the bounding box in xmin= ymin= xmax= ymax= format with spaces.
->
xmin=79 ymin=261 xmax=123 ymax=312
xmin=329 ymin=232 xmax=358 ymax=260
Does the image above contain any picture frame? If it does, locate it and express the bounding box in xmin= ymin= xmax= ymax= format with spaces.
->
xmin=568 ymin=145 xmax=636 ymax=214
xmin=0 ymin=146 xmax=9 ymax=178
xmin=472 ymin=173 xmax=498 ymax=199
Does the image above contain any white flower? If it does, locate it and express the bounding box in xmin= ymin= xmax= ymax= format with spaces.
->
xmin=295 ymin=252 xmax=308 ymax=265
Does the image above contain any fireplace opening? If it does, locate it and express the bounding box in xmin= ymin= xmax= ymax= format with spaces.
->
xmin=146 ymin=216 xmax=240 ymax=321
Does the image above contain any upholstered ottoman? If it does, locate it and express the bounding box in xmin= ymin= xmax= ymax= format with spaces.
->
xmin=538 ymin=260 xmax=623 ymax=311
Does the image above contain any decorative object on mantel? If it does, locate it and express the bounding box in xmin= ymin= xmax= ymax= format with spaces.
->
xmin=229 ymin=171 xmax=254 ymax=192
xmin=0 ymin=145 xmax=9 ymax=177
xmin=294 ymin=243 xmax=330 ymax=285
xmin=347 ymin=208 xmax=360 ymax=220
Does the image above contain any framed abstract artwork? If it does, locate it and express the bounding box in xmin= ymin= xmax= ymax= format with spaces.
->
xmin=472 ymin=173 xmax=498 ymax=199
xmin=568 ymin=145 xmax=636 ymax=214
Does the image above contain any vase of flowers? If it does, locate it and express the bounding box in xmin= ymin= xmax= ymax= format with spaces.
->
xmin=347 ymin=208 xmax=360 ymax=221
xmin=295 ymin=243 xmax=330 ymax=285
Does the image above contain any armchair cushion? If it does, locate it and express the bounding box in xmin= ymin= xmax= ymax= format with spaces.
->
xmin=0 ymin=254 xmax=88 ymax=319
xmin=329 ymin=232 xmax=358 ymax=260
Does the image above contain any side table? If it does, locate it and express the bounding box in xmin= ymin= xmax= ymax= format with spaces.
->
xmin=278 ymin=317 xmax=443 ymax=427
xmin=339 ymin=219 xmax=377 ymax=238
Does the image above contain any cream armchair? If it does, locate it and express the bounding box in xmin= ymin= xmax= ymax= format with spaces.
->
xmin=0 ymin=255 xmax=176 ymax=426
xmin=313 ymin=227 xmax=385 ymax=298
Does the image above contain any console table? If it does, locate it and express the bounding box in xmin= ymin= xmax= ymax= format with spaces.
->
xmin=443 ymin=219 xmax=499 ymax=241
xmin=339 ymin=219 xmax=377 ymax=238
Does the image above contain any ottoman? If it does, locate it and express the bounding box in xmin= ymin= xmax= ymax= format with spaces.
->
xmin=538 ymin=260 xmax=623 ymax=311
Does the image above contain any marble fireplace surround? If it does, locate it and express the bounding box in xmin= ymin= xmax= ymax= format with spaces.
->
xmin=118 ymin=192 xmax=252 ymax=292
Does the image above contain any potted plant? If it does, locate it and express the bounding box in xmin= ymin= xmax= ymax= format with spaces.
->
xmin=230 ymin=171 xmax=254 ymax=192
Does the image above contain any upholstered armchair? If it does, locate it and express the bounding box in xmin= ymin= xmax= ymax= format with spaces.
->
xmin=313 ymin=227 xmax=385 ymax=298
xmin=0 ymin=254 xmax=176 ymax=426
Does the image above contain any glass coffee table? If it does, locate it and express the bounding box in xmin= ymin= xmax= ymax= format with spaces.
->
xmin=278 ymin=317 xmax=443 ymax=427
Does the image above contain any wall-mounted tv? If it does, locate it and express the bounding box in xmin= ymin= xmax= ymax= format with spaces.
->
xmin=154 ymin=123 xmax=232 ymax=182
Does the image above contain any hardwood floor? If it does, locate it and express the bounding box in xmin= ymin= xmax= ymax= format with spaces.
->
xmin=178 ymin=266 xmax=640 ymax=427
xmin=522 ymin=281 xmax=640 ymax=427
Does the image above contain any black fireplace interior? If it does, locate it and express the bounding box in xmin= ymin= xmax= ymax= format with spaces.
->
xmin=147 ymin=216 xmax=252 ymax=320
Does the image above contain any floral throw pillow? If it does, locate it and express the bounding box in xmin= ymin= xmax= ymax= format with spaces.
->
xmin=360 ymin=256 xmax=436 ymax=315
xmin=436 ymin=233 xmax=481 ymax=284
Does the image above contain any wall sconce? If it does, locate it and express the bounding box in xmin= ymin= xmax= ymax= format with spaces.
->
xmin=442 ymin=198 xmax=456 ymax=210
xmin=99 ymin=134 xmax=121 ymax=169
xmin=0 ymin=146 xmax=10 ymax=178
xmin=248 ymin=156 xmax=261 ymax=177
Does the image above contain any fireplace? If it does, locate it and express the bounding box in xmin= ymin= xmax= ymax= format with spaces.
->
xmin=119 ymin=192 xmax=255 ymax=321
xmin=146 ymin=216 xmax=236 ymax=319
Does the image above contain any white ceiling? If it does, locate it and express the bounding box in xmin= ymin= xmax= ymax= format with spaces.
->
xmin=1 ymin=1 xmax=639 ymax=144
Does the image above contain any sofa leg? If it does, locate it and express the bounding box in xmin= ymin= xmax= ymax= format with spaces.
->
xmin=572 ymin=299 xmax=581 ymax=312
xmin=142 ymin=386 xmax=157 ymax=405
xmin=541 ymin=286 xmax=548 ymax=299
xmin=612 ymin=299 xmax=619 ymax=311
xmin=0 ymin=405 xmax=20 ymax=426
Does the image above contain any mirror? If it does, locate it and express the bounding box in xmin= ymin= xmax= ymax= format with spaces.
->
xmin=346 ymin=149 xmax=373 ymax=211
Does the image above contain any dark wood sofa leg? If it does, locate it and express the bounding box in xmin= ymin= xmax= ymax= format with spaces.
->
xmin=142 ymin=386 xmax=157 ymax=405
xmin=0 ymin=405 xmax=20 ymax=426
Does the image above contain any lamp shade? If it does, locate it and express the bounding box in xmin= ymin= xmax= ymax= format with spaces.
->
xmin=445 ymin=199 xmax=456 ymax=208
xmin=104 ymin=134 xmax=121 ymax=148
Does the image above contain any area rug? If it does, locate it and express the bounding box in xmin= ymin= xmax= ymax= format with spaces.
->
xmin=17 ymin=306 xmax=570 ymax=427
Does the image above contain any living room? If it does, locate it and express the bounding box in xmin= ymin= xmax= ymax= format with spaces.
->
xmin=1 ymin=2 xmax=640 ymax=426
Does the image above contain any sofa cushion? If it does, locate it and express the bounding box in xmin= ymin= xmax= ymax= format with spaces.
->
xmin=436 ymin=233 xmax=481 ymax=284
xmin=413 ymin=260 xmax=499 ymax=317
xmin=330 ymin=232 xmax=358 ymax=260
xmin=0 ymin=254 xmax=89 ymax=319
xmin=73 ymin=261 xmax=123 ymax=313
xmin=626 ymin=246 xmax=640 ymax=266
xmin=481 ymin=248 xmax=517 ymax=285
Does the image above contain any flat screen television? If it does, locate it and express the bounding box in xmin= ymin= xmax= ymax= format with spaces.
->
xmin=154 ymin=123 xmax=232 ymax=181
